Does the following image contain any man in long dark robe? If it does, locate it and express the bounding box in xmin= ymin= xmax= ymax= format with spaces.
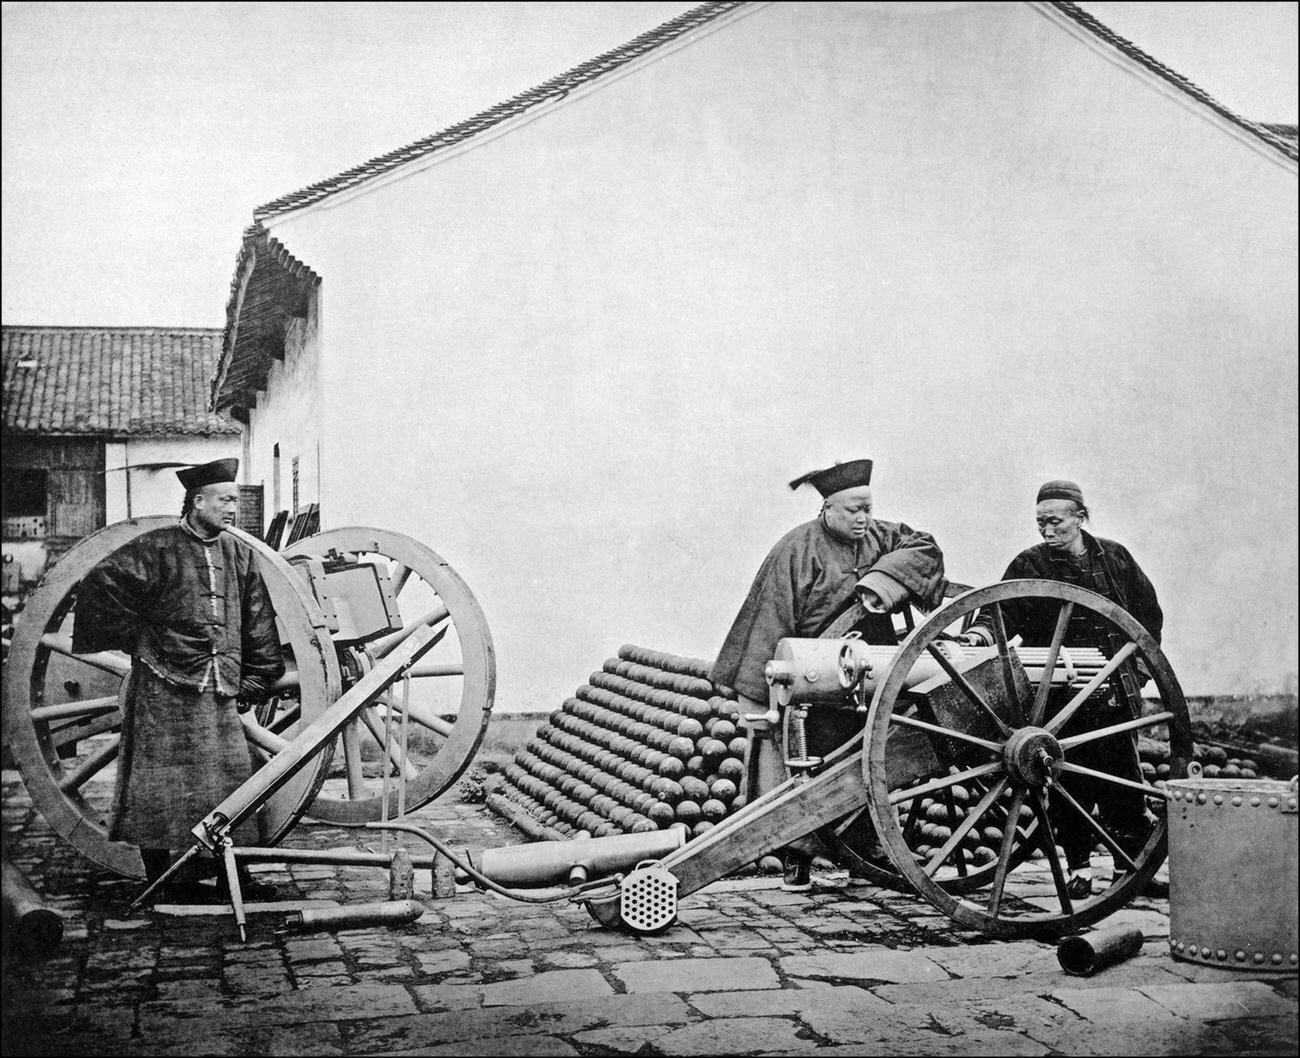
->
xmin=711 ymin=459 xmax=946 ymax=889
xmin=963 ymin=479 xmax=1161 ymax=897
xmin=73 ymin=458 xmax=284 ymax=894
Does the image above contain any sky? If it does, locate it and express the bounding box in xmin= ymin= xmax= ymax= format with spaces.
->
xmin=2 ymin=1 xmax=1297 ymax=328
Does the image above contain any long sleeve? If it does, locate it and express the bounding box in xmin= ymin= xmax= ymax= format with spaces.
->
xmin=238 ymin=555 xmax=285 ymax=697
xmin=862 ymin=521 xmax=947 ymax=611
xmin=72 ymin=538 xmax=155 ymax=655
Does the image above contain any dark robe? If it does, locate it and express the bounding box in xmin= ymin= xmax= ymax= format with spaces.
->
xmin=73 ymin=521 xmax=284 ymax=848
xmin=712 ymin=516 xmax=946 ymax=701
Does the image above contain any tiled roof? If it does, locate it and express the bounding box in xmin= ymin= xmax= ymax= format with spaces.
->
xmin=3 ymin=326 xmax=242 ymax=437
xmin=249 ymin=0 xmax=1294 ymax=226
xmin=1050 ymin=2 xmax=1298 ymax=161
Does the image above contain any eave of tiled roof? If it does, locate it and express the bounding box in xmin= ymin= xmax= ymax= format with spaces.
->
xmin=210 ymin=226 xmax=321 ymax=414
xmin=251 ymin=1 xmax=749 ymax=221
xmin=3 ymin=326 xmax=242 ymax=437
xmin=1050 ymin=2 xmax=1298 ymax=162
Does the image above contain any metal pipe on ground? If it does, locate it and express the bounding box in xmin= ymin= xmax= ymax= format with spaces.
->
xmin=2 ymin=860 xmax=64 ymax=960
xmin=279 ymin=899 xmax=424 ymax=934
xmin=1058 ymin=926 xmax=1145 ymax=976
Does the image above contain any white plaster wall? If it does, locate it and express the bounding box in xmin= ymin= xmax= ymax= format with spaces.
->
xmin=261 ymin=1 xmax=1298 ymax=709
xmin=105 ymin=436 xmax=240 ymax=522
xmin=244 ymin=295 xmax=324 ymax=523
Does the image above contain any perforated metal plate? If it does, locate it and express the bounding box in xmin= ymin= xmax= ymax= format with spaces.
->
xmin=619 ymin=864 xmax=678 ymax=934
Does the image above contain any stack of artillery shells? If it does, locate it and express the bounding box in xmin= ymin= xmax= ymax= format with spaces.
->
xmin=496 ymin=645 xmax=748 ymax=841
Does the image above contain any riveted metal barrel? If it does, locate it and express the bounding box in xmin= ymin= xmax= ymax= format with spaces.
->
xmin=1165 ymin=773 xmax=1298 ymax=971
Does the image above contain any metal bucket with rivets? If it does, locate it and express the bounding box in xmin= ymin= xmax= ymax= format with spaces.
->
xmin=1165 ymin=769 xmax=1298 ymax=971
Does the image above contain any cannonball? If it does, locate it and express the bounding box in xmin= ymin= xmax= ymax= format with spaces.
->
xmin=730 ymin=793 xmax=747 ymax=812
xmin=1140 ymin=761 xmax=1157 ymax=779
xmin=668 ymin=736 xmax=696 ymax=761
xmin=648 ymin=801 xmax=676 ymax=825
xmin=577 ymin=811 xmax=603 ymax=832
xmin=718 ymin=757 xmax=745 ymax=782
xmin=594 ymin=822 xmax=618 ymax=838
xmin=679 ymin=776 xmax=710 ymax=803
xmin=658 ymin=756 xmax=686 ymax=779
xmin=1156 ymin=763 xmax=1172 ymax=778
xmin=727 ymin=736 xmax=749 ymax=759
xmin=686 ymin=754 xmax=706 ymax=775
xmin=709 ymin=719 xmax=737 ymax=742
xmin=701 ymin=799 xmax=727 ymax=822
xmin=675 ymin=800 xmax=702 ymax=825
xmin=972 ymin=845 xmax=998 ymax=865
xmin=1240 ymin=769 xmax=1258 ymax=779
xmin=709 ymin=778 xmax=737 ymax=804
xmin=981 ymin=826 xmax=1003 ymax=846
xmin=632 ymin=819 xmax=660 ymax=834
xmin=677 ymin=717 xmax=705 ymax=740
xmin=1241 ymin=758 xmax=1258 ymax=773
xmin=1202 ymin=764 xmax=1222 ymax=778
xmin=633 ymin=793 xmax=655 ymax=814
xmin=1204 ymin=746 xmax=1229 ymax=766
xmin=692 ymin=821 xmax=715 ymax=839
xmin=654 ymin=778 xmax=684 ymax=805
xmin=1220 ymin=764 xmax=1242 ymax=778
xmin=644 ymin=750 xmax=666 ymax=771
xmin=949 ymin=785 xmax=970 ymax=804
xmin=699 ymin=738 xmax=729 ymax=761
xmin=931 ymin=825 xmax=952 ymax=843
xmin=925 ymin=803 xmax=950 ymax=824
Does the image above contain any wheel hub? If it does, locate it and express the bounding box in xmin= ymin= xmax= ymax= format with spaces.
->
xmin=1003 ymin=727 xmax=1063 ymax=788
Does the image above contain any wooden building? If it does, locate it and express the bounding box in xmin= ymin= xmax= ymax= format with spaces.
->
xmin=2 ymin=326 xmax=242 ymax=587
xmin=211 ymin=2 xmax=1297 ymax=709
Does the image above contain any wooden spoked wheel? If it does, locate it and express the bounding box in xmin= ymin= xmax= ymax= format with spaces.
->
xmin=1 ymin=518 xmax=340 ymax=878
xmin=283 ymin=527 xmax=496 ymax=825
xmin=862 ymin=580 xmax=1192 ymax=938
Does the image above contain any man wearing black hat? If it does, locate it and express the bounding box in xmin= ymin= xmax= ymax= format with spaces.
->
xmin=73 ymin=458 xmax=284 ymax=897
xmin=963 ymin=479 xmax=1162 ymax=897
xmin=712 ymin=459 xmax=946 ymax=889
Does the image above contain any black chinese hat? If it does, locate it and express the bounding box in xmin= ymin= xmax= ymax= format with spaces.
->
xmin=788 ymin=459 xmax=873 ymax=497
xmin=1036 ymin=479 xmax=1085 ymax=506
xmin=176 ymin=458 xmax=239 ymax=490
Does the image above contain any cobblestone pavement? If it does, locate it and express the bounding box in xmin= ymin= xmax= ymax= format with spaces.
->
xmin=3 ymin=769 xmax=1296 ymax=1056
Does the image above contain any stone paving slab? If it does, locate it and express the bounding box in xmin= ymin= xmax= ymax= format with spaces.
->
xmin=2 ymin=771 xmax=1296 ymax=1056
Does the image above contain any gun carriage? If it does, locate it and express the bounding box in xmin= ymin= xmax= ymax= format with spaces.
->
xmin=3 ymin=520 xmax=1194 ymax=942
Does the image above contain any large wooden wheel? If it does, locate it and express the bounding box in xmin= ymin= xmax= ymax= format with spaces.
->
xmin=1 ymin=518 xmax=340 ymax=878
xmin=862 ymin=580 xmax=1192 ymax=938
xmin=283 ymin=527 xmax=495 ymax=825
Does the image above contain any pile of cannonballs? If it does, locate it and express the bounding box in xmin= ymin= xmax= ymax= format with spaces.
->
xmin=497 ymin=645 xmax=748 ymax=839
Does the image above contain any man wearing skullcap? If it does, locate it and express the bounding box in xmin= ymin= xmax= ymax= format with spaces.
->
xmin=964 ymin=479 xmax=1162 ymax=897
xmin=712 ymin=459 xmax=947 ymax=889
xmin=73 ymin=458 xmax=284 ymax=897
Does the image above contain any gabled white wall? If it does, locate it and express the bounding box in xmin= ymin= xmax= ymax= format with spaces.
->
xmin=256 ymin=1 xmax=1297 ymax=709
xmin=244 ymin=294 xmax=323 ymax=527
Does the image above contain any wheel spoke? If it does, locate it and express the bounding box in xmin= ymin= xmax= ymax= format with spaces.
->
xmin=901 ymin=798 xmax=925 ymax=845
xmin=389 ymin=562 xmax=413 ymax=595
xmin=1050 ymin=782 xmax=1140 ymax=872
xmin=924 ymin=777 xmax=1006 ymax=877
xmin=240 ymin=714 xmax=290 ymax=754
xmin=1058 ymin=761 xmax=1166 ymax=799
xmin=1043 ymin=642 xmax=1139 ymax=735
xmin=406 ymin=662 xmax=464 ymax=678
xmin=357 ymin=706 xmax=420 ymax=781
xmin=38 ymin=634 xmax=131 ymax=677
xmin=1058 ymin=711 xmax=1174 ymax=750
xmin=57 ymin=736 xmax=120 ymax=793
xmin=379 ymin=696 xmax=453 ymax=738
xmin=987 ymin=787 xmax=1026 ymax=916
xmin=988 ymin=603 xmax=1024 ymax=726
xmin=1030 ymin=789 xmax=1074 ymax=916
xmin=888 ymin=761 xmax=1002 ymax=806
xmin=370 ymin=607 xmax=450 ymax=659
xmin=889 ymin=712 xmax=1003 ymax=753
xmin=342 ymin=720 xmax=366 ymax=800
xmin=924 ymin=644 xmax=1013 ymax=737
xmin=268 ymin=703 xmax=302 ymax=735
xmin=1029 ymin=603 xmax=1074 ymax=725
xmin=832 ymin=803 xmax=871 ymax=837
xmin=30 ymin=696 xmax=121 ymax=723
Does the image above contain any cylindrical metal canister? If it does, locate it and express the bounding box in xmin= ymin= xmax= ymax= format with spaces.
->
xmin=280 ymin=899 xmax=424 ymax=934
xmin=1165 ymin=772 xmax=1298 ymax=971
xmin=1058 ymin=926 xmax=1144 ymax=976
xmin=2 ymin=860 xmax=64 ymax=960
